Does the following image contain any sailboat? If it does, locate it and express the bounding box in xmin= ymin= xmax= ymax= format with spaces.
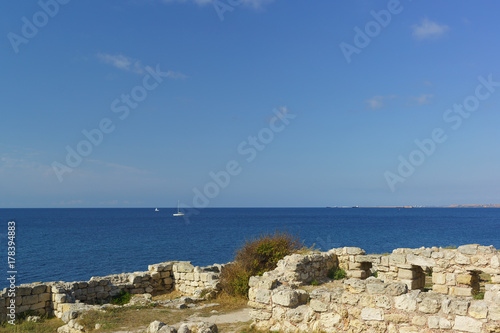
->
xmin=154 ymin=208 xmax=159 ymax=212
xmin=173 ymin=200 xmax=184 ymax=216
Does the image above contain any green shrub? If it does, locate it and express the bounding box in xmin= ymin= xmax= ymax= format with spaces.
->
xmin=372 ymin=271 xmax=378 ymax=278
xmin=473 ymin=292 xmax=485 ymax=300
xmin=110 ymin=291 xmax=131 ymax=305
xmin=443 ymin=245 xmax=457 ymax=249
xmin=220 ymin=230 xmax=302 ymax=298
xmin=328 ymin=268 xmax=346 ymax=280
xmin=310 ymin=279 xmax=319 ymax=286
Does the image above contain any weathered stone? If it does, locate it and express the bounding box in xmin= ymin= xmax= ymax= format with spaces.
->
xmin=489 ymin=304 xmax=500 ymax=321
xmin=455 ymin=253 xmax=471 ymax=265
xmin=419 ymin=295 xmax=441 ymax=314
xmin=310 ymin=299 xmax=329 ymax=312
xmin=469 ymin=301 xmax=488 ymax=319
xmin=458 ymin=244 xmax=479 ymax=255
xmin=389 ymin=254 xmax=406 ymax=265
xmin=451 ymin=286 xmax=473 ymax=297
xmin=285 ymin=305 xmax=309 ymax=323
xmin=366 ymin=282 xmax=386 ymax=294
xmin=398 ymin=325 xmax=419 ymax=333
xmin=374 ymin=295 xmax=391 ymax=309
xmin=345 ymin=247 xmax=365 ymax=255
xmin=394 ymin=293 xmax=417 ymax=312
xmin=432 ymin=272 xmax=446 ymax=285
xmin=428 ymin=316 xmax=440 ymax=329
xmin=432 ymin=284 xmax=448 ymax=294
xmin=411 ymin=315 xmax=427 ymax=326
xmin=385 ymin=282 xmax=407 ymax=296
xmin=385 ymin=313 xmax=408 ymax=324
xmin=271 ymin=289 xmax=298 ymax=307
xmin=406 ymin=254 xmax=435 ymax=267
xmin=344 ymin=279 xmax=366 ymax=293
xmin=341 ymin=291 xmax=360 ymax=305
xmin=360 ymin=307 xmax=384 ymax=321
xmin=254 ymin=289 xmax=271 ymax=304
xmin=453 ymin=315 xmax=483 ymax=333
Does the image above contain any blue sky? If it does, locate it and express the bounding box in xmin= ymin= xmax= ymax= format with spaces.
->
xmin=1 ymin=0 xmax=499 ymax=208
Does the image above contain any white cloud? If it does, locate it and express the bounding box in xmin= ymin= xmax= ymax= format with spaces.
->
xmin=97 ymin=53 xmax=144 ymax=74
xmin=166 ymin=70 xmax=188 ymax=80
xmin=161 ymin=0 xmax=274 ymax=9
xmin=365 ymin=95 xmax=397 ymax=110
xmin=413 ymin=94 xmax=434 ymax=105
xmin=412 ymin=18 xmax=449 ymax=40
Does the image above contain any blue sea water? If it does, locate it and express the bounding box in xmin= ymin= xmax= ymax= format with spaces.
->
xmin=0 ymin=208 xmax=499 ymax=289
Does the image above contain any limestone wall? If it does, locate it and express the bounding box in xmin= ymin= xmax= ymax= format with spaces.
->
xmin=249 ymin=276 xmax=500 ymax=332
xmin=249 ymin=245 xmax=500 ymax=332
xmin=171 ymin=262 xmax=222 ymax=295
xmin=0 ymin=260 xmax=221 ymax=322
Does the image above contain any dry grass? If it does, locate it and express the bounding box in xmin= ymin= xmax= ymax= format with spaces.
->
xmin=75 ymin=291 xmax=249 ymax=332
xmin=0 ymin=317 xmax=64 ymax=333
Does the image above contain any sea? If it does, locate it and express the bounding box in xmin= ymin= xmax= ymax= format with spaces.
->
xmin=0 ymin=208 xmax=499 ymax=290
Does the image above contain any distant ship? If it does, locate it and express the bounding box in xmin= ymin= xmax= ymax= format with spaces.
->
xmin=155 ymin=208 xmax=159 ymax=212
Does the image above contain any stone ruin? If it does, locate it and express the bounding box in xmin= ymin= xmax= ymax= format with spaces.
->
xmin=0 ymin=261 xmax=221 ymax=322
xmin=248 ymin=244 xmax=500 ymax=332
xmin=1 ymin=243 xmax=499 ymax=332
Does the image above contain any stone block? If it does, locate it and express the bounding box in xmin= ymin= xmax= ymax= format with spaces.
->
xmin=458 ymin=244 xmax=479 ymax=255
xmin=385 ymin=282 xmax=407 ymax=296
xmin=451 ymin=286 xmax=472 ymax=297
xmin=428 ymin=316 xmax=440 ymax=329
xmin=468 ymin=301 xmax=488 ymax=319
xmin=398 ymin=269 xmax=416 ymax=280
xmin=366 ymin=282 xmax=386 ymax=294
xmin=446 ymin=273 xmax=456 ymax=285
xmin=347 ymin=270 xmax=367 ymax=279
xmin=310 ymin=299 xmax=328 ymax=312
xmin=385 ymin=313 xmax=408 ymax=324
xmin=432 ymin=284 xmax=448 ymax=294
xmin=24 ymin=294 xmax=42 ymax=306
xmin=488 ymin=304 xmax=500 ymax=320
xmin=411 ymin=315 xmax=426 ymax=326
xmin=418 ymin=295 xmax=441 ymax=314
xmin=374 ymin=295 xmax=391 ymax=309
xmin=394 ymin=293 xmax=417 ymax=312
xmin=344 ymin=247 xmax=365 ymax=255
xmin=398 ymin=326 xmax=419 ymax=333
xmin=432 ymin=272 xmax=446 ymax=285
xmin=453 ymin=315 xmax=483 ymax=333
xmin=272 ymin=289 xmax=298 ymax=307
xmin=455 ymin=253 xmax=471 ymax=265
xmin=360 ymin=307 xmax=383 ymax=321
xmin=389 ymin=254 xmax=406 ymax=265
xmin=406 ymin=254 xmax=435 ymax=267
xmin=32 ymin=285 xmax=47 ymax=294
xmin=457 ymin=274 xmax=473 ymax=285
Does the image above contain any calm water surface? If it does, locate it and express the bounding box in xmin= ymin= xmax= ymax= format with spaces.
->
xmin=0 ymin=208 xmax=498 ymax=288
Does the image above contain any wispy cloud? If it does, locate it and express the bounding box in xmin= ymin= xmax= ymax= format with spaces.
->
xmin=97 ymin=53 xmax=144 ymax=74
xmin=412 ymin=18 xmax=449 ymax=40
xmin=166 ymin=70 xmax=188 ymax=80
xmin=161 ymin=0 xmax=274 ymax=8
xmin=413 ymin=94 xmax=434 ymax=105
xmin=86 ymin=159 xmax=151 ymax=175
xmin=365 ymin=95 xmax=397 ymax=110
